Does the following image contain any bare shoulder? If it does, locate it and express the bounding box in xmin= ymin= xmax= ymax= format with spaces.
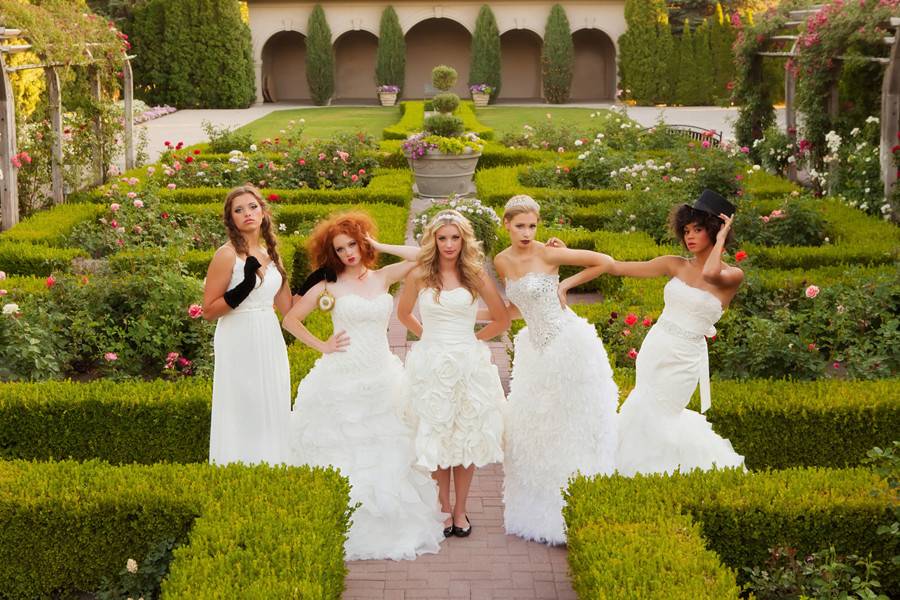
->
xmin=210 ymin=244 xmax=237 ymax=268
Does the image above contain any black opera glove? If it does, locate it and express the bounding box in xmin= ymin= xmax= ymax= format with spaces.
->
xmin=223 ymin=255 xmax=262 ymax=309
xmin=295 ymin=266 xmax=337 ymax=296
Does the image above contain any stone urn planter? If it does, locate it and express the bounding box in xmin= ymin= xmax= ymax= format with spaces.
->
xmin=407 ymin=149 xmax=481 ymax=198
xmin=471 ymin=92 xmax=490 ymax=107
xmin=378 ymin=92 xmax=398 ymax=106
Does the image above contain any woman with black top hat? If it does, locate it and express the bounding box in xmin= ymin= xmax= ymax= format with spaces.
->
xmin=610 ymin=189 xmax=746 ymax=475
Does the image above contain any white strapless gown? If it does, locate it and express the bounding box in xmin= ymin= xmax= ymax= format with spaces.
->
xmin=287 ymin=293 xmax=445 ymax=561
xmin=210 ymin=258 xmax=290 ymax=466
xmin=616 ymin=277 xmax=745 ymax=475
xmin=502 ymin=272 xmax=619 ymax=545
xmin=404 ymin=287 xmax=506 ymax=470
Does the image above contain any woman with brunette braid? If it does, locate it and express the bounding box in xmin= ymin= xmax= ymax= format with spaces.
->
xmin=202 ymin=185 xmax=294 ymax=466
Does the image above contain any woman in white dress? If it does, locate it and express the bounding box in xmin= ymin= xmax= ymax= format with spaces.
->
xmin=490 ymin=195 xmax=620 ymax=545
xmin=397 ymin=210 xmax=509 ymax=538
xmin=613 ymin=190 xmax=745 ymax=475
xmin=202 ymin=185 xmax=293 ymax=466
xmin=281 ymin=212 xmax=446 ymax=561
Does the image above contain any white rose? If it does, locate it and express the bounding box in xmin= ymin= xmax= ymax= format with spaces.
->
xmin=249 ymin=144 xmax=258 ymax=152
xmin=2 ymin=303 xmax=19 ymax=315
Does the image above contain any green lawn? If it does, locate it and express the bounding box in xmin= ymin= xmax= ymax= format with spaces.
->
xmin=473 ymin=106 xmax=616 ymax=138
xmin=234 ymin=106 xmax=403 ymax=140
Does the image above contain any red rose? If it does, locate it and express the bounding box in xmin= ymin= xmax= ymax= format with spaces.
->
xmin=627 ymin=348 xmax=638 ymax=360
xmin=642 ymin=317 xmax=652 ymax=327
xmin=193 ymin=149 xmax=201 ymax=155
xmin=624 ymin=313 xmax=638 ymax=326
xmin=185 ymin=156 xmax=194 ymax=163
xmin=267 ymin=193 xmax=280 ymax=202
xmin=164 ymin=141 xmax=171 ymax=147
xmin=45 ymin=275 xmax=56 ymax=288
xmin=807 ymin=343 xmax=816 ymax=351
xmin=161 ymin=212 xmax=169 ymax=219
xmin=735 ymin=250 xmax=748 ymax=262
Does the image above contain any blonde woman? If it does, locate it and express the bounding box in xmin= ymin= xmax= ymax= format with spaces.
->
xmin=397 ymin=209 xmax=509 ymax=538
xmin=491 ymin=195 xmax=618 ymax=545
xmin=202 ymin=185 xmax=293 ymax=466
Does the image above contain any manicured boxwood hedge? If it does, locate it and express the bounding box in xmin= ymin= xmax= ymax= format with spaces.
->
xmin=382 ymin=100 xmax=424 ymax=140
xmin=0 ymin=459 xmax=351 ymax=599
xmin=564 ymin=467 xmax=898 ymax=599
xmin=0 ymin=241 xmax=86 ymax=277
xmin=0 ymin=204 xmax=104 ymax=246
xmin=475 ymin=166 xmax=632 ymax=207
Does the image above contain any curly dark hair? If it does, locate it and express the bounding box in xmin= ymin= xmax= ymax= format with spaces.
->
xmin=668 ymin=205 xmax=735 ymax=249
xmin=307 ymin=211 xmax=379 ymax=274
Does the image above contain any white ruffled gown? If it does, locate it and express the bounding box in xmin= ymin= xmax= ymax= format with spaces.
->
xmin=210 ymin=258 xmax=291 ymax=466
xmin=616 ymin=277 xmax=745 ymax=475
xmin=502 ymin=272 xmax=619 ymax=545
xmin=287 ymin=292 xmax=446 ymax=561
xmin=405 ymin=287 xmax=506 ymax=471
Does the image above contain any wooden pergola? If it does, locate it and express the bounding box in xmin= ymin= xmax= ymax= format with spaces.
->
xmin=756 ymin=7 xmax=900 ymax=204
xmin=0 ymin=27 xmax=136 ymax=231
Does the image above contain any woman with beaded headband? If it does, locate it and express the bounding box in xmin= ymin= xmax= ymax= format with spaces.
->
xmin=397 ymin=209 xmax=509 ymax=539
xmin=487 ymin=194 xmax=619 ymax=545
xmin=203 ymin=185 xmax=293 ymax=466
xmin=612 ymin=190 xmax=745 ymax=476
xmin=281 ymin=211 xmax=446 ymax=561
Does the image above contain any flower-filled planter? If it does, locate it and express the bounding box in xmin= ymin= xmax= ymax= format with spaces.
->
xmin=377 ymin=85 xmax=399 ymax=107
xmin=469 ymin=84 xmax=493 ymax=107
xmin=403 ymin=133 xmax=483 ymax=198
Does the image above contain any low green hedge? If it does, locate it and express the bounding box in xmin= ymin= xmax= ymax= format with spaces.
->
xmin=743 ymin=170 xmax=800 ymax=199
xmin=0 ymin=204 xmax=104 ymax=247
xmin=475 ymin=166 xmax=633 ymax=207
xmin=0 ymin=241 xmax=86 ymax=277
xmin=458 ymin=100 xmax=494 ymax=140
xmin=705 ymin=379 xmax=900 ymax=469
xmin=0 ymin=275 xmax=49 ymax=300
xmin=0 ymin=459 xmax=351 ymax=598
xmin=382 ymin=100 xmax=424 ymax=140
xmin=564 ymin=467 xmax=898 ymax=598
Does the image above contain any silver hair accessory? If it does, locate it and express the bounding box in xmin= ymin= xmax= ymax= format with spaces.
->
xmin=504 ymin=195 xmax=540 ymax=211
xmin=432 ymin=211 xmax=469 ymax=225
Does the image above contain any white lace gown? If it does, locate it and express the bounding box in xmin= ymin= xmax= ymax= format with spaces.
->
xmin=287 ymin=293 xmax=445 ymax=561
xmin=616 ymin=277 xmax=745 ymax=476
xmin=210 ymin=258 xmax=291 ymax=466
xmin=405 ymin=287 xmax=506 ymax=470
xmin=502 ymin=272 xmax=619 ymax=545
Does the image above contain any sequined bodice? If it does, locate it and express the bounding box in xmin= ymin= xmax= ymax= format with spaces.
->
xmin=658 ymin=277 xmax=724 ymax=338
xmin=505 ymin=272 xmax=567 ymax=351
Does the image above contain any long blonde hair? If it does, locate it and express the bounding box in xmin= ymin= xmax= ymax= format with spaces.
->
xmin=223 ymin=185 xmax=288 ymax=284
xmin=417 ymin=209 xmax=484 ymax=303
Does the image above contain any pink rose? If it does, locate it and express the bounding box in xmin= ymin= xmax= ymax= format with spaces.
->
xmin=701 ymin=140 xmax=711 ymax=148
xmin=0 ymin=289 xmax=7 ymax=296
xmin=0 ymin=271 xmax=6 ymax=280
xmin=133 ymin=199 xmax=144 ymax=208
xmin=761 ymin=215 xmax=770 ymax=223
xmin=110 ymin=203 xmax=120 ymax=212
xmin=167 ymin=183 xmax=176 ymax=190
xmin=110 ymin=220 xmax=118 ymax=228
xmin=351 ymin=174 xmax=359 ymax=182
xmin=627 ymin=348 xmax=638 ymax=360
xmin=740 ymin=146 xmax=750 ymax=153
xmin=188 ymin=304 xmax=203 ymax=319
xmin=807 ymin=343 xmax=816 ymax=351
xmin=805 ymin=285 xmax=820 ymax=298
xmin=104 ymin=352 xmax=118 ymax=362
xmin=622 ymin=328 xmax=631 ymax=336
xmin=127 ymin=192 xmax=137 ymax=199
xmin=642 ymin=317 xmax=653 ymax=327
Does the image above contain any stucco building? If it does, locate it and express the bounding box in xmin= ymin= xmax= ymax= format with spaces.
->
xmin=246 ymin=1 xmax=625 ymax=103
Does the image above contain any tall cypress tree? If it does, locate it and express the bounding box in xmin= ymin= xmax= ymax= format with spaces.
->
xmin=653 ymin=10 xmax=675 ymax=104
xmin=375 ymin=6 xmax=405 ymax=90
xmin=693 ymin=19 xmax=715 ymax=105
xmin=542 ymin=4 xmax=574 ymax=104
xmin=469 ymin=5 xmax=502 ymax=100
xmin=305 ymin=5 xmax=334 ymax=106
xmin=710 ymin=3 xmax=736 ymax=103
xmin=674 ymin=20 xmax=694 ymax=106
xmin=618 ymin=0 xmax=655 ymax=103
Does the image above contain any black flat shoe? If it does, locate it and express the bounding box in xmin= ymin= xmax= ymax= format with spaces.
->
xmin=443 ymin=524 xmax=454 ymax=538
xmin=452 ymin=515 xmax=472 ymax=538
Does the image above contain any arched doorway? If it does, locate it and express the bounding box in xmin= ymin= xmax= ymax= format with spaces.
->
xmin=570 ymin=29 xmax=616 ymax=101
xmin=334 ymin=30 xmax=378 ymax=103
xmin=405 ymin=18 xmax=471 ymax=98
xmin=499 ymin=29 xmax=542 ymax=101
xmin=261 ymin=31 xmax=310 ymax=102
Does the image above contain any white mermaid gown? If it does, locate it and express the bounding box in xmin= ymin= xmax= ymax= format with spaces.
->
xmin=287 ymin=292 xmax=445 ymax=561
xmin=616 ymin=277 xmax=745 ymax=475
xmin=210 ymin=258 xmax=290 ymax=466
xmin=502 ymin=272 xmax=619 ymax=545
xmin=405 ymin=287 xmax=506 ymax=471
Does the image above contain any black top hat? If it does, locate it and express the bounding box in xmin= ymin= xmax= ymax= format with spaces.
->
xmin=685 ymin=189 xmax=736 ymax=219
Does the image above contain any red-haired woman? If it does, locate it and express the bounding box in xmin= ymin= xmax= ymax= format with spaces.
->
xmin=203 ymin=185 xmax=293 ymax=466
xmin=282 ymin=211 xmax=446 ymax=561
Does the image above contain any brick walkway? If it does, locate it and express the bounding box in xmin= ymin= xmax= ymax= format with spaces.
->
xmin=344 ymin=200 xmax=587 ymax=599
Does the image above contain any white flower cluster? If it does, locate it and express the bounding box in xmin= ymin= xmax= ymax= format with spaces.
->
xmin=824 ymin=130 xmax=842 ymax=162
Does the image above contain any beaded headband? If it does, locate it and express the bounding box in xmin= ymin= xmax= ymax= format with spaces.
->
xmin=504 ymin=194 xmax=540 ymax=212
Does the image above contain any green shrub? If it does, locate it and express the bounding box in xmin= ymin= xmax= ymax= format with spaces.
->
xmin=424 ymin=113 xmax=464 ymax=137
xmin=0 ymin=203 xmax=103 ymax=246
xmin=564 ymin=467 xmax=899 ymax=597
xmin=0 ymin=241 xmax=85 ymax=277
xmin=692 ymin=19 xmax=715 ymax=106
xmin=130 ymin=0 xmax=255 ymax=108
xmin=0 ymin=459 xmax=351 ymax=598
xmin=382 ymin=101 xmax=424 ymax=140
xmin=431 ymin=65 xmax=458 ymax=91
xmin=476 ymin=165 xmax=633 ymax=207
xmin=456 ymin=101 xmax=494 ymax=139
xmin=542 ymin=4 xmax=574 ymax=103
xmin=431 ymin=92 xmax=460 ymax=114
xmin=200 ymin=120 xmax=255 ymax=154
xmin=306 ymin=5 xmax=335 ymax=106
xmin=375 ymin=6 xmax=405 ymax=91
xmin=618 ymin=0 xmax=669 ymax=105
xmin=468 ymin=5 xmax=502 ymax=100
